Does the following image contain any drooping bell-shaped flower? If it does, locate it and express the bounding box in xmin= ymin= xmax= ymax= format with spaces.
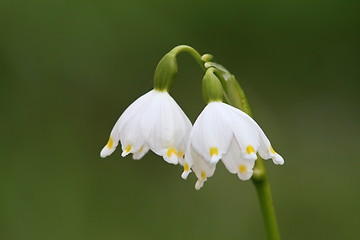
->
xmin=100 ymin=52 xmax=192 ymax=165
xmin=182 ymin=67 xmax=284 ymax=189
xmin=100 ymin=89 xmax=192 ymax=164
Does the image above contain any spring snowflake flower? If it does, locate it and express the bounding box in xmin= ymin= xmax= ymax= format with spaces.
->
xmin=100 ymin=89 xmax=192 ymax=165
xmin=182 ymin=101 xmax=284 ymax=190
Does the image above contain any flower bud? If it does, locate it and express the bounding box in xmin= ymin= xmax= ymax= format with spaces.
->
xmin=201 ymin=54 xmax=214 ymax=62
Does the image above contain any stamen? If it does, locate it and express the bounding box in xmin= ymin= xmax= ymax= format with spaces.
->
xmin=167 ymin=147 xmax=177 ymax=157
xmin=246 ymin=145 xmax=255 ymax=154
xmin=201 ymin=171 xmax=206 ymax=179
xmin=209 ymin=147 xmax=218 ymax=156
xmin=106 ymin=138 xmax=114 ymax=149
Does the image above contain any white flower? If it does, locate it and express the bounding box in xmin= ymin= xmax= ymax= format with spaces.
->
xmin=182 ymin=101 xmax=284 ymax=190
xmin=100 ymin=89 xmax=192 ymax=165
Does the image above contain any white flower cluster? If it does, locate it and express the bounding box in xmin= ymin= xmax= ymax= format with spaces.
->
xmin=100 ymin=89 xmax=284 ymax=190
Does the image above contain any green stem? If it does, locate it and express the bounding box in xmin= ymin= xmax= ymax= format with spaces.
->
xmin=169 ymin=45 xmax=205 ymax=70
xmin=252 ymin=159 xmax=281 ymax=240
xmin=154 ymin=45 xmax=206 ymax=91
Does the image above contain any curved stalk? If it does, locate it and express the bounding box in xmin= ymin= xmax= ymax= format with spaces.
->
xmin=169 ymin=45 xmax=205 ymax=70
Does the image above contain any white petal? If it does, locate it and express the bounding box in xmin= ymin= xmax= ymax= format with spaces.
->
xmin=186 ymin=145 xmax=216 ymax=190
xmin=117 ymin=90 xmax=157 ymax=131
xmin=189 ymin=102 xmax=233 ymax=164
xmin=139 ymin=91 xmax=192 ymax=165
xmin=256 ymin=130 xmax=272 ymax=160
xmin=181 ymin=142 xmax=193 ymax=179
xmin=100 ymin=138 xmax=118 ymax=158
xmin=220 ymin=103 xmax=260 ymax=161
xmin=255 ymin=123 xmax=285 ymax=165
xmin=145 ymin=92 xmax=175 ymax=152
xmin=237 ymin=169 xmax=254 ymax=181
xmin=180 ymin=156 xmax=192 ymax=180
xmin=121 ymin=149 xmax=131 ymax=157
xmin=160 ymin=93 xmax=192 ymax=165
xmin=168 ymin=97 xmax=192 ymax=156
xmin=132 ymin=145 xmax=150 ymax=160
xmin=100 ymin=90 xmax=155 ymax=158
xmin=160 ymin=148 xmax=179 ymax=165
xmin=119 ymin=91 xmax=170 ymax=159
xmin=221 ymin=137 xmax=243 ymax=174
xmin=222 ymin=102 xmax=285 ymax=166
xmin=120 ymin=116 xmax=146 ymax=155
xmin=195 ymin=180 xmax=205 ymax=190
xmin=222 ymin=137 xmax=256 ymax=181
xmin=181 ymin=169 xmax=192 ymax=179
xmin=271 ymin=151 xmax=284 ymax=165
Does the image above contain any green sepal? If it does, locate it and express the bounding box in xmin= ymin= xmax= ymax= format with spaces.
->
xmin=202 ymin=68 xmax=223 ymax=103
xmin=153 ymin=53 xmax=178 ymax=91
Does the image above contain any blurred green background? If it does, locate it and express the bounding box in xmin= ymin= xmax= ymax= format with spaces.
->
xmin=1 ymin=0 xmax=359 ymax=239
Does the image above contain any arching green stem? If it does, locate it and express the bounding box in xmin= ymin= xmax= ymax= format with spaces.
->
xmin=154 ymin=45 xmax=206 ymax=91
xmin=169 ymin=45 xmax=205 ymax=71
